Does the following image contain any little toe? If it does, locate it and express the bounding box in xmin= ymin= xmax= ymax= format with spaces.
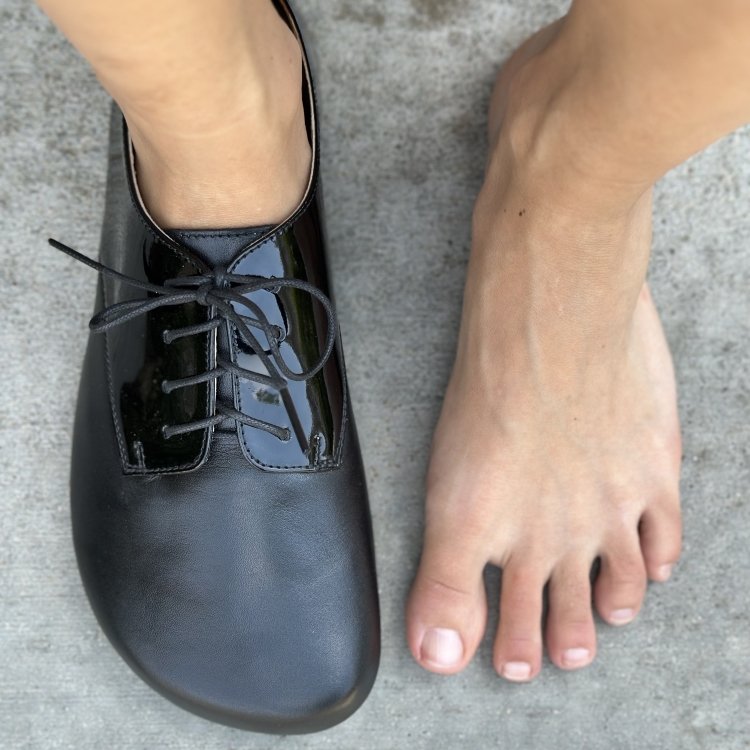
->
xmin=639 ymin=503 xmax=682 ymax=582
xmin=546 ymin=558 xmax=597 ymax=670
xmin=493 ymin=563 xmax=546 ymax=682
xmin=406 ymin=531 xmax=488 ymax=674
xmin=594 ymin=534 xmax=647 ymax=626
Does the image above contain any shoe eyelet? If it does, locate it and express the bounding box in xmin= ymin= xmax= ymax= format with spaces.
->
xmin=162 ymin=329 xmax=172 ymax=344
xmin=271 ymin=325 xmax=286 ymax=344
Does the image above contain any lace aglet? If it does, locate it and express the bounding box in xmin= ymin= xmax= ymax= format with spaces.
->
xmin=47 ymin=237 xmax=96 ymax=266
xmin=48 ymin=237 xmax=68 ymax=250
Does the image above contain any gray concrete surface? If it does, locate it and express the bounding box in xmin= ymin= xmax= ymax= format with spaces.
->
xmin=2 ymin=0 xmax=749 ymax=748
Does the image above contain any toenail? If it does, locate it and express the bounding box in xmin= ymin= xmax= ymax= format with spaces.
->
xmin=420 ymin=628 xmax=464 ymax=668
xmin=562 ymin=648 xmax=591 ymax=667
xmin=656 ymin=564 xmax=673 ymax=581
xmin=610 ymin=608 xmax=636 ymax=625
xmin=502 ymin=661 xmax=532 ymax=682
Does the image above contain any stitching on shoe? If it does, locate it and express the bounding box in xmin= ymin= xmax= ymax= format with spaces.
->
xmin=172 ymin=229 xmax=273 ymax=239
xmin=335 ymin=350 xmax=349 ymax=465
xmin=101 ymin=277 xmax=130 ymax=468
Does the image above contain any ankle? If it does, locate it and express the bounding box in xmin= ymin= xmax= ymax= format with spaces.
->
xmin=487 ymin=24 xmax=655 ymax=222
xmin=473 ymin=33 xmax=658 ymax=351
xmin=112 ymin=2 xmax=311 ymax=228
xmin=127 ymin=91 xmax=311 ymax=229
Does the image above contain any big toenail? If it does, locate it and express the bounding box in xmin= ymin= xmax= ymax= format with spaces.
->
xmin=420 ymin=628 xmax=464 ymax=668
xmin=610 ymin=608 xmax=635 ymax=625
xmin=502 ymin=662 xmax=532 ymax=681
xmin=562 ymin=648 xmax=591 ymax=667
xmin=656 ymin=564 xmax=673 ymax=581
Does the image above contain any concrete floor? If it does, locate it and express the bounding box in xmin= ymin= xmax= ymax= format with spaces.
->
xmin=2 ymin=1 xmax=749 ymax=748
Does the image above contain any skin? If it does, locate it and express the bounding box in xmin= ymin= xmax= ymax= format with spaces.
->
xmin=36 ymin=0 xmax=310 ymax=229
xmin=35 ymin=0 xmax=750 ymax=681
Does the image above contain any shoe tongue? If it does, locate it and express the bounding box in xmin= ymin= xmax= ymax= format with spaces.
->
xmin=169 ymin=225 xmax=272 ymax=267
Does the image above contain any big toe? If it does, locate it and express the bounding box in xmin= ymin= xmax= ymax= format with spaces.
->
xmin=406 ymin=531 xmax=488 ymax=674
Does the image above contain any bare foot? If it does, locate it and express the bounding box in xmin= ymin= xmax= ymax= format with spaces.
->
xmin=406 ymin=21 xmax=682 ymax=680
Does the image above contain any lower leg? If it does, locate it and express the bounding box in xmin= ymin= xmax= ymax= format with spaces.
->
xmin=408 ymin=0 xmax=750 ymax=678
xmin=36 ymin=0 xmax=310 ymax=228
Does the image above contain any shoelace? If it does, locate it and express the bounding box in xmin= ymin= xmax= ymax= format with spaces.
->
xmin=49 ymin=238 xmax=337 ymax=444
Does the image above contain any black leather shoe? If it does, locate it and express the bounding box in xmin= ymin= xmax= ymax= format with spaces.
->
xmin=52 ymin=0 xmax=379 ymax=733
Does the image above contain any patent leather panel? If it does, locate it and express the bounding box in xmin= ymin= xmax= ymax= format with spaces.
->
xmin=98 ymin=139 xmax=213 ymax=473
xmin=98 ymin=0 xmax=342 ymax=473
xmin=228 ymin=195 xmax=345 ymax=471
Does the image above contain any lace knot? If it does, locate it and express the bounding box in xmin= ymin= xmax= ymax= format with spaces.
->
xmin=194 ymin=280 xmax=213 ymax=308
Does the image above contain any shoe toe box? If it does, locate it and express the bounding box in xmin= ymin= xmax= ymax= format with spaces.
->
xmin=72 ymin=432 xmax=379 ymax=733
